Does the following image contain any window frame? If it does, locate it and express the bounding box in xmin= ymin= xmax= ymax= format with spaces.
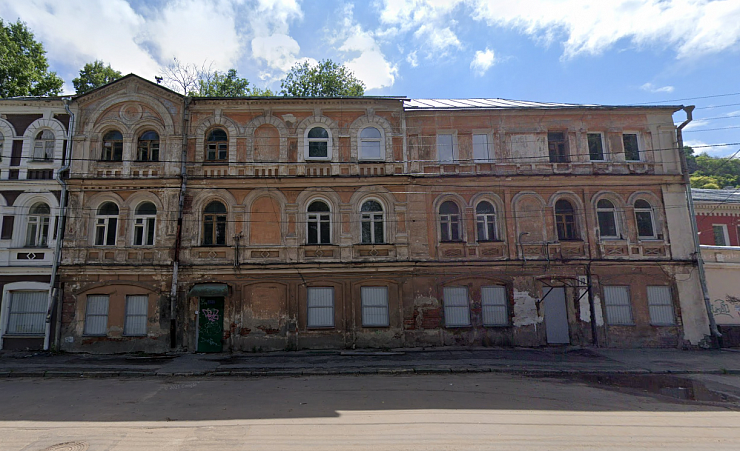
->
xmin=622 ymin=132 xmax=641 ymax=161
xmin=547 ymin=131 xmax=569 ymax=163
xmin=361 ymin=286 xmax=390 ymax=327
xmin=587 ymin=132 xmax=605 ymax=161
xmin=603 ymin=285 xmax=634 ymax=326
xmin=472 ymin=133 xmax=493 ymax=162
xmin=205 ymin=128 xmax=228 ymax=162
xmin=439 ymin=200 xmax=462 ymax=242
xmin=475 ymin=201 xmax=497 ymax=242
xmin=307 ymin=287 xmax=334 ymax=328
xmin=136 ymin=130 xmax=160 ymax=162
xmin=94 ymin=202 xmax=119 ymax=246
xmin=307 ymin=200 xmax=332 ymax=245
xmin=133 ymin=202 xmax=157 ymax=247
xmin=436 ymin=133 xmax=456 ymax=163
xmin=443 ymin=286 xmax=471 ymax=327
xmin=124 ymin=295 xmax=148 ymax=336
xmin=202 ymin=201 xmax=227 ymax=246
xmin=25 ymin=203 xmax=51 ymax=248
xmin=33 ymin=129 xmax=55 ymax=162
xmin=359 ymin=126 xmax=384 ymax=161
xmin=83 ymin=294 xmax=109 ymax=336
xmin=634 ymin=199 xmax=657 ymax=240
xmin=101 ymin=130 xmax=124 ymax=162
xmin=360 ymin=199 xmax=385 ymax=245
xmin=554 ymin=199 xmax=578 ymax=241
xmin=305 ymin=126 xmax=332 ymax=160
xmin=596 ymin=199 xmax=619 ymax=240
xmin=713 ymin=224 xmax=730 ymax=246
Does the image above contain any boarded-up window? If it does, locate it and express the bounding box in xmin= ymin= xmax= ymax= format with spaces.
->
xmin=307 ymin=287 xmax=334 ymax=328
xmin=6 ymin=291 xmax=47 ymax=335
xmin=647 ymin=286 xmax=675 ymax=325
xmin=603 ymin=286 xmax=634 ymax=325
xmin=361 ymin=287 xmax=389 ymax=327
xmin=124 ymin=295 xmax=148 ymax=336
xmin=250 ymin=197 xmax=281 ymax=245
xmin=84 ymin=295 xmax=109 ymax=335
xmin=482 ymin=286 xmax=508 ymax=326
xmin=254 ymin=124 xmax=280 ymax=161
xmin=444 ymin=286 xmax=470 ymax=327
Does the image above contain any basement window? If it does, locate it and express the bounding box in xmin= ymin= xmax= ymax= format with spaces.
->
xmin=481 ymin=286 xmax=509 ymax=326
xmin=84 ymin=295 xmax=109 ymax=336
xmin=307 ymin=287 xmax=334 ymax=328
xmin=603 ymin=286 xmax=634 ymax=325
xmin=443 ymin=286 xmax=471 ymax=327
xmin=647 ymin=286 xmax=675 ymax=326
xmin=361 ymin=287 xmax=389 ymax=327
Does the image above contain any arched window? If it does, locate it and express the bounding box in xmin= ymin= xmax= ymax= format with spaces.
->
xmin=361 ymin=200 xmax=384 ymax=244
xmin=555 ymin=199 xmax=578 ymax=241
xmin=137 ymin=131 xmax=159 ymax=162
xmin=25 ymin=203 xmax=50 ymax=247
xmin=206 ymin=128 xmax=227 ymax=162
xmin=476 ymin=201 xmax=497 ymax=241
xmin=101 ymin=130 xmax=123 ymax=161
xmin=307 ymin=200 xmax=331 ymax=244
xmin=95 ymin=202 xmax=119 ymax=246
xmin=359 ymin=127 xmax=383 ymax=160
xmin=634 ymin=199 xmax=656 ymax=239
xmin=133 ymin=202 xmax=157 ymax=246
xmin=307 ymin=127 xmax=329 ymax=159
xmin=203 ymin=201 xmax=227 ymax=245
xmin=596 ymin=199 xmax=618 ymax=239
xmin=439 ymin=201 xmax=461 ymax=241
xmin=33 ymin=130 xmax=54 ymax=161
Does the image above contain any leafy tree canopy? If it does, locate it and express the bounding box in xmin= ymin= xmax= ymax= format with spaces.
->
xmin=193 ymin=69 xmax=273 ymax=97
xmin=0 ymin=19 xmax=63 ymax=98
xmin=280 ymin=59 xmax=365 ymax=97
xmin=686 ymin=146 xmax=740 ymax=189
xmin=73 ymin=60 xmax=122 ymax=94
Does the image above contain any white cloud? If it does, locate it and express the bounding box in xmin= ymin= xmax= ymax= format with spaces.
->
xmin=640 ymin=83 xmax=675 ymax=93
xmin=376 ymin=0 xmax=740 ymax=61
xmin=407 ymin=50 xmax=419 ymax=67
xmin=251 ymin=34 xmax=303 ymax=72
xmin=330 ymin=4 xmax=398 ymax=91
xmin=470 ymin=48 xmax=495 ymax=76
xmin=684 ymin=139 xmax=735 ymax=156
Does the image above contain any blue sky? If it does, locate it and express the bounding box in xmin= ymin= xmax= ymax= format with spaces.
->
xmin=2 ymin=0 xmax=739 ymax=156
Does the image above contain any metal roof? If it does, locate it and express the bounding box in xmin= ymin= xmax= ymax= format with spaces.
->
xmin=403 ymin=98 xmax=683 ymax=111
xmin=692 ymin=188 xmax=740 ymax=204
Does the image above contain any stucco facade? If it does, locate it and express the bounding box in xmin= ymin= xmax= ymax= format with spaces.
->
xmin=55 ymin=75 xmax=710 ymax=353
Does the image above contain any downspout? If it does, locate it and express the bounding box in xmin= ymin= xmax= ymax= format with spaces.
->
xmin=586 ymin=263 xmax=597 ymax=346
xmin=169 ymin=96 xmax=191 ymax=349
xmin=44 ymin=99 xmax=74 ymax=350
xmin=677 ymin=105 xmax=721 ymax=344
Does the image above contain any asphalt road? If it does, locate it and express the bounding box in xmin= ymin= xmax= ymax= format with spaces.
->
xmin=2 ymin=373 xmax=739 ymax=451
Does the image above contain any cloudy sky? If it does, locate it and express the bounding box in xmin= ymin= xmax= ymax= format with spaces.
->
xmin=2 ymin=0 xmax=739 ymax=156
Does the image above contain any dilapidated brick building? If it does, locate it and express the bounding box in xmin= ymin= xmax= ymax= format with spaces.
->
xmin=54 ymin=74 xmax=710 ymax=353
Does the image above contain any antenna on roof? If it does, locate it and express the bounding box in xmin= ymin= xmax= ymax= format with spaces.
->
xmin=155 ymin=76 xmax=163 ymax=84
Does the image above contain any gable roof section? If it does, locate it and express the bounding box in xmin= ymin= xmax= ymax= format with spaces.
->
xmin=692 ymin=188 xmax=740 ymax=204
xmin=72 ymin=73 xmax=183 ymax=100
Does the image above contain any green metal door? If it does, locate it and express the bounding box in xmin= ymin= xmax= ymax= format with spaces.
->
xmin=197 ymin=297 xmax=224 ymax=353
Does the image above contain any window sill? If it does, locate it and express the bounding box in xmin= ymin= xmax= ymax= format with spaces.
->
xmin=203 ymin=161 xmax=229 ymax=165
xmin=439 ymin=240 xmax=465 ymax=244
xmin=361 ymin=324 xmax=390 ymax=329
xmin=97 ymin=160 xmax=123 ymax=163
xmin=445 ymin=324 xmax=473 ymax=329
xmin=305 ymin=158 xmax=331 ymax=162
xmin=358 ymin=160 xmax=385 ymax=163
xmin=306 ymin=326 xmax=335 ymax=330
xmin=2 ymin=333 xmax=44 ymax=338
xmin=133 ymin=160 xmax=160 ymax=163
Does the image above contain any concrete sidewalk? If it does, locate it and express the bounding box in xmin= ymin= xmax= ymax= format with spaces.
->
xmin=1 ymin=347 xmax=740 ymax=378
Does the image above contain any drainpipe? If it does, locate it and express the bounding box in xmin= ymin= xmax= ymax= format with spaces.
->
xmin=169 ymin=96 xmax=191 ymax=349
xmin=677 ymin=105 xmax=721 ymax=345
xmin=586 ymin=263 xmax=598 ymax=346
xmin=44 ymin=99 xmax=74 ymax=350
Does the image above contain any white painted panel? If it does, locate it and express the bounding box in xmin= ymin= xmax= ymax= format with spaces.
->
xmin=362 ymin=287 xmax=389 ymax=327
xmin=124 ymin=295 xmax=148 ymax=336
xmin=307 ymin=287 xmax=334 ymax=328
xmin=444 ymin=286 xmax=470 ymax=327
xmin=84 ymin=295 xmax=109 ymax=335
xmin=603 ymin=286 xmax=634 ymax=325
xmin=7 ymin=291 xmax=47 ymax=335
xmin=481 ymin=286 xmax=508 ymax=326
xmin=647 ymin=286 xmax=676 ymax=325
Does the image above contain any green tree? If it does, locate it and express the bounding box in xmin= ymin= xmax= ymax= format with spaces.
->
xmin=73 ymin=60 xmax=122 ymax=94
xmin=280 ymin=59 xmax=365 ymax=97
xmin=683 ymin=145 xmax=698 ymax=173
xmin=689 ymin=152 xmax=740 ymax=189
xmin=0 ymin=19 xmax=63 ymax=97
xmin=195 ymin=69 xmax=253 ymax=97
